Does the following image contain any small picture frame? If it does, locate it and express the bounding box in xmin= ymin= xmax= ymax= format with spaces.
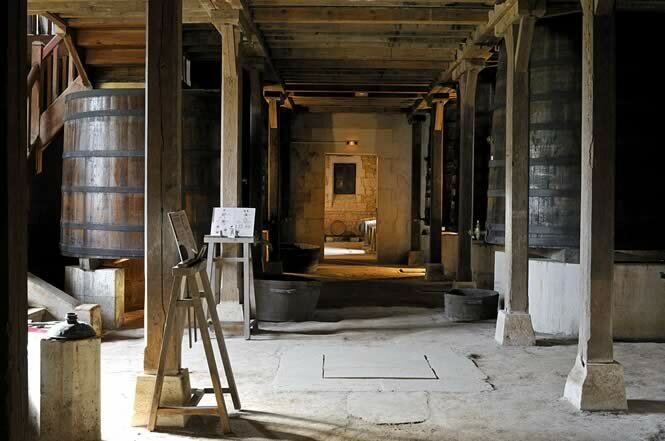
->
xmin=334 ymin=163 xmax=356 ymax=195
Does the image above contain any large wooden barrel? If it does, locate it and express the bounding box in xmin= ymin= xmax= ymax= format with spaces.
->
xmin=61 ymin=89 xmax=145 ymax=258
xmin=182 ymin=90 xmax=220 ymax=245
xmin=61 ymin=89 xmax=221 ymax=258
xmin=486 ymin=15 xmax=582 ymax=249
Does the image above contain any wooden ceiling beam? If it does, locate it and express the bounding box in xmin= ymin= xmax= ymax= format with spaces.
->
xmin=272 ymin=47 xmax=456 ymax=61
xmin=285 ymin=84 xmax=430 ymax=94
xmin=266 ymin=39 xmax=463 ymax=50
xmin=275 ymin=59 xmax=448 ymax=70
xmin=252 ymin=0 xmax=493 ymax=5
xmin=252 ymin=6 xmax=490 ymax=25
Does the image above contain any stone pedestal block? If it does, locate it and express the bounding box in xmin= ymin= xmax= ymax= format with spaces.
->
xmin=75 ymin=304 xmax=103 ymax=336
xmin=494 ymin=310 xmax=535 ymax=346
xmin=425 ymin=263 xmax=445 ymax=282
xmin=564 ymin=358 xmax=627 ymax=411
xmin=40 ymin=337 xmax=101 ymax=441
xmin=132 ymin=369 xmax=192 ymax=427
xmin=407 ymin=251 xmax=424 ymax=267
xmin=65 ymin=266 xmax=124 ymax=329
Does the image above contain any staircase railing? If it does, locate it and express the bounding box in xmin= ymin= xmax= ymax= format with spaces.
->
xmin=27 ymin=34 xmax=88 ymax=173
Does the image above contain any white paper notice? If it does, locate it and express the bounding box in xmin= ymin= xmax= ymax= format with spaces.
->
xmin=210 ymin=207 xmax=256 ymax=238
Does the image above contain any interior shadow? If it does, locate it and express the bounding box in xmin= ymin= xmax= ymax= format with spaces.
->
xmin=627 ymin=399 xmax=665 ymax=415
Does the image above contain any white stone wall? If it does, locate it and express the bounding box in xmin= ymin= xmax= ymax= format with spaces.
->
xmin=494 ymin=251 xmax=665 ymax=339
xmin=288 ymin=113 xmax=411 ymax=264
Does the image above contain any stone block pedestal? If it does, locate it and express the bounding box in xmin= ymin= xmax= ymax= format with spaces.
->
xmin=425 ymin=263 xmax=445 ymax=282
xmin=65 ymin=266 xmax=124 ymax=329
xmin=495 ymin=310 xmax=535 ymax=346
xmin=564 ymin=358 xmax=627 ymax=411
xmin=39 ymin=337 xmax=101 ymax=441
xmin=133 ymin=369 xmax=192 ymax=427
xmin=407 ymin=251 xmax=424 ymax=267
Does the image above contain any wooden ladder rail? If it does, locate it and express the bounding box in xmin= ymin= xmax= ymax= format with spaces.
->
xmin=148 ymin=260 xmax=241 ymax=434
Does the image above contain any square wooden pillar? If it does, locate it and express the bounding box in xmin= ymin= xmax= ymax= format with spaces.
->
xmin=135 ymin=0 xmax=190 ymax=427
xmin=2 ymin=0 xmax=29 ymax=439
xmin=495 ymin=18 xmax=536 ymax=346
xmin=564 ymin=0 xmax=626 ymax=411
xmin=457 ymin=62 xmax=482 ymax=282
xmin=426 ymin=99 xmax=447 ymax=281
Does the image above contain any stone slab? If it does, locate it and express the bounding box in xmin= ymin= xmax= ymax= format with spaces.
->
xmin=324 ymin=349 xmax=436 ymax=379
xmin=347 ymin=391 xmax=429 ymax=425
xmin=273 ymin=344 xmax=491 ymax=393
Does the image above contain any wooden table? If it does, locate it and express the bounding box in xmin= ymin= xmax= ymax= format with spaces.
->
xmin=203 ymin=235 xmax=256 ymax=339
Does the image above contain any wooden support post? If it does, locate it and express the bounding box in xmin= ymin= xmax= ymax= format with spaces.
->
xmin=495 ymin=16 xmax=536 ymax=346
xmin=426 ymin=99 xmax=447 ymax=281
xmin=214 ymin=23 xmax=244 ymax=317
xmin=30 ymin=42 xmax=43 ymax=150
xmin=564 ymin=0 xmax=626 ymax=411
xmin=410 ymin=116 xmax=424 ymax=252
xmin=2 ymin=0 xmax=28 ymax=439
xmin=457 ymin=62 xmax=482 ymax=282
xmin=267 ymin=97 xmax=282 ymax=263
xmin=143 ymin=0 xmax=184 ymax=375
xmin=249 ymin=68 xmax=266 ymax=270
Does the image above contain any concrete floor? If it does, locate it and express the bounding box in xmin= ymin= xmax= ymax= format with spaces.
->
xmin=102 ymin=307 xmax=665 ymax=441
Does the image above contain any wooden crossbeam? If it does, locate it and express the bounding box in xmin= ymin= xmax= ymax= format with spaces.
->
xmin=275 ymin=59 xmax=448 ymax=70
xmin=272 ymin=47 xmax=456 ymax=61
xmin=251 ymin=7 xmax=490 ymax=25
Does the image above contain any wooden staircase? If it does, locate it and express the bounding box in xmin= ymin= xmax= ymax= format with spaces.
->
xmin=27 ymin=27 xmax=91 ymax=173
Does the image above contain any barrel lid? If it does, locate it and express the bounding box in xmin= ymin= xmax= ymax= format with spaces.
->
xmin=66 ymin=88 xmax=145 ymax=102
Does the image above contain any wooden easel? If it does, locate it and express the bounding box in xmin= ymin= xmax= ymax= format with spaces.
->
xmin=147 ymin=259 xmax=240 ymax=433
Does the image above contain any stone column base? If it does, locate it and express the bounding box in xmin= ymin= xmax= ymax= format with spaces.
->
xmin=564 ymin=358 xmax=627 ymax=411
xmin=408 ymin=251 xmax=424 ymax=267
xmin=425 ymin=263 xmax=445 ymax=281
xmin=495 ymin=310 xmax=535 ymax=346
xmin=132 ymin=368 xmax=191 ymax=427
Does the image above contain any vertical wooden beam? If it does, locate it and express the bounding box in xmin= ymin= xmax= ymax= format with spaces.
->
xmin=1 ymin=1 xmax=28 ymax=439
xmin=144 ymin=0 xmax=183 ymax=375
xmin=427 ymin=99 xmax=446 ymax=277
xmin=30 ymin=42 xmax=43 ymax=149
xmin=457 ymin=63 xmax=482 ymax=282
xmin=267 ymin=97 xmax=281 ymax=262
xmin=218 ymin=23 xmax=243 ymax=306
xmin=410 ymin=116 xmax=424 ymax=252
xmin=249 ymin=68 xmax=266 ymax=269
xmin=495 ymin=17 xmax=536 ymax=346
xmin=564 ymin=0 xmax=626 ymax=411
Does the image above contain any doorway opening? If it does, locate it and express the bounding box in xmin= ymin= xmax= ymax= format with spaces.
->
xmin=323 ymin=154 xmax=378 ymax=262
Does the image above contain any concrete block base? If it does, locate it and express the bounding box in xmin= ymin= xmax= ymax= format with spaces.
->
xmin=407 ymin=251 xmax=424 ymax=267
xmin=495 ymin=310 xmax=536 ymax=346
xmin=564 ymin=358 xmax=627 ymax=411
xmin=40 ymin=337 xmax=101 ymax=441
xmin=75 ymin=304 xmax=103 ymax=336
xmin=132 ymin=369 xmax=192 ymax=427
xmin=65 ymin=266 xmax=124 ymax=329
xmin=425 ymin=263 xmax=445 ymax=282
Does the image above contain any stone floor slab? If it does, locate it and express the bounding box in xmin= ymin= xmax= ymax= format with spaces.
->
xmin=347 ymin=391 xmax=429 ymax=425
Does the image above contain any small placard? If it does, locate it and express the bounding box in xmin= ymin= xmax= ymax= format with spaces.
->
xmin=168 ymin=210 xmax=198 ymax=260
xmin=210 ymin=207 xmax=256 ymax=238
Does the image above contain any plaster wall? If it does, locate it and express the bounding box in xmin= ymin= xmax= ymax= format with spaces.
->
xmin=288 ymin=113 xmax=411 ymax=264
xmin=494 ymin=251 xmax=665 ymax=339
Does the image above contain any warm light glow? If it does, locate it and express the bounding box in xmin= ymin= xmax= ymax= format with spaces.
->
xmin=324 ymin=246 xmax=367 ymax=256
xmin=346 ymin=140 xmax=359 ymax=146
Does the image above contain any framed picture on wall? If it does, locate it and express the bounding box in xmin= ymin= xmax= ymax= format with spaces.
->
xmin=334 ymin=163 xmax=356 ymax=194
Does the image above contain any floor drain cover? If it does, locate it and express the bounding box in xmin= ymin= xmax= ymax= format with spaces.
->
xmin=323 ymin=349 xmax=438 ymax=379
